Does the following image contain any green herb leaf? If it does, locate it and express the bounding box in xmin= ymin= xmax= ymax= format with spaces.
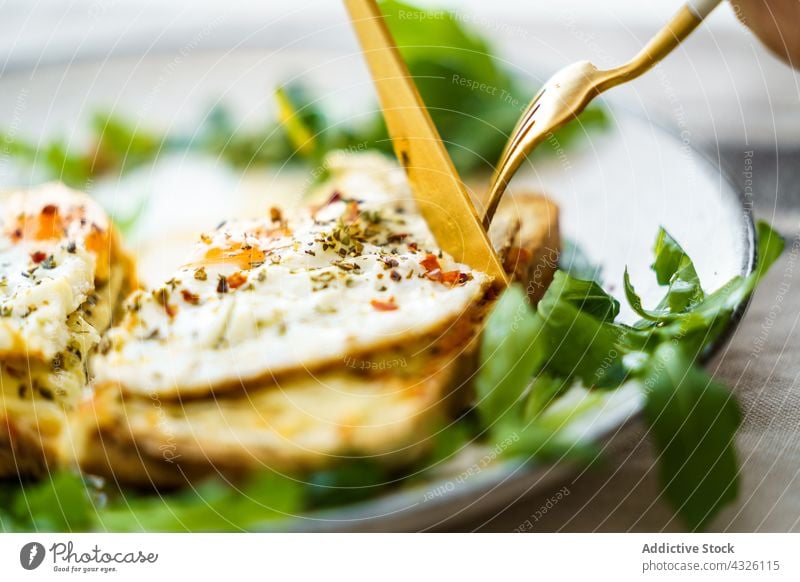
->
xmin=650 ymin=227 xmax=704 ymax=312
xmin=546 ymin=270 xmax=620 ymax=322
xmin=2 ymin=472 xmax=96 ymax=532
xmin=98 ymin=471 xmax=302 ymax=532
xmin=476 ymin=284 xmax=544 ymax=428
xmin=752 ymin=221 xmax=785 ymax=282
xmin=523 ymin=374 xmax=568 ymax=420
xmin=536 ymin=287 xmax=628 ymax=388
xmin=379 ymin=0 xmax=607 ymax=175
xmin=90 ymin=112 xmax=162 ymax=175
xmin=623 ymin=267 xmax=674 ymax=322
xmin=642 ymin=342 xmax=741 ymax=531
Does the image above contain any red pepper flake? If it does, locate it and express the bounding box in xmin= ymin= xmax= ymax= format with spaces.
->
xmin=420 ymin=254 xmax=441 ymax=272
xmin=343 ymin=200 xmax=360 ymax=223
xmin=31 ymin=251 xmax=48 ymax=264
xmin=181 ymin=289 xmax=200 ymax=305
xmin=440 ymin=270 xmax=470 ymax=286
xmin=9 ymin=205 xmax=66 ymax=243
xmin=420 ymin=253 xmax=468 ymax=286
xmin=370 ymin=297 xmax=398 ymax=311
xmin=226 ymin=271 xmax=248 ymax=289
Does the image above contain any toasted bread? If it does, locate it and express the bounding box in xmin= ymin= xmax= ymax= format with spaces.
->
xmin=0 ymin=184 xmax=136 ymax=477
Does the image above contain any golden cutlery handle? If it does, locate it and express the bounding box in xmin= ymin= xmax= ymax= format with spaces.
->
xmin=598 ymin=0 xmax=723 ymax=92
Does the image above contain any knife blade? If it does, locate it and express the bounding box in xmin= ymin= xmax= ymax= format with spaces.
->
xmin=344 ymin=0 xmax=508 ymax=286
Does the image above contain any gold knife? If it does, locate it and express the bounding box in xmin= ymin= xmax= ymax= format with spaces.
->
xmin=344 ymin=0 xmax=509 ymax=286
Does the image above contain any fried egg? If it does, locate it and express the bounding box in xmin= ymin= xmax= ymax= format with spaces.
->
xmin=73 ymin=183 xmax=560 ymax=485
xmin=94 ymin=154 xmax=492 ymax=398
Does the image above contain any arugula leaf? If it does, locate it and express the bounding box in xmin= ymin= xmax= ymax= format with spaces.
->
xmin=523 ymin=374 xmax=569 ymax=420
xmin=380 ymin=0 xmax=516 ymax=173
xmin=650 ymin=228 xmax=705 ymax=312
xmin=98 ymin=471 xmax=302 ymax=532
xmin=502 ymin=384 xmax=605 ymax=464
xmin=200 ymin=112 xmax=295 ymax=170
xmin=642 ymin=342 xmax=741 ymax=531
xmin=43 ymin=141 xmax=93 ymax=188
xmin=625 ymin=227 xmax=705 ymax=322
xmin=3 ymin=468 xmax=303 ymax=533
xmin=624 ymin=268 xmax=674 ymax=323
xmin=499 ymin=422 xmax=599 ymax=464
xmin=536 ymin=280 xmax=629 ymax=388
xmin=477 ymin=285 xmax=605 ymax=463
xmin=476 ymin=285 xmax=544 ymax=428
xmin=382 ymin=0 xmax=616 ymax=170
xmin=0 ymin=473 xmax=96 ymax=532
xmin=380 ymin=0 xmax=608 ymax=175
xmin=306 ymin=460 xmax=393 ymax=510
xmin=547 ymin=270 xmax=620 ymax=322
xmin=638 ymin=222 xmax=785 ymax=346
xmin=752 ymin=221 xmax=785 ymax=281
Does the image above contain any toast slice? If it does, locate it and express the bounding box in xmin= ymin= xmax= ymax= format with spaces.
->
xmin=0 ymin=184 xmax=136 ymax=477
xmin=73 ymin=173 xmax=559 ymax=487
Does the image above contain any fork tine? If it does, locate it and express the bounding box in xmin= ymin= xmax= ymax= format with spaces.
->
xmin=482 ymin=90 xmax=546 ymax=226
xmin=504 ymin=89 xmax=544 ymax=157
xmin=482 ymin=125 xmax=546 ymax=228
xmin=493 ymin=89 xmax=545 ymax=176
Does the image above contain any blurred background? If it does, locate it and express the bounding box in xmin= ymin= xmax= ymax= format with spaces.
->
xmin=0 ymin=0 xmax=797 ymax=213
xmin=1 ymin=0 xmax=797 ymax=138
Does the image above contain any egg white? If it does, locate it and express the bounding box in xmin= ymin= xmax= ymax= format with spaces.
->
xmin=94 ymin=154 xmax=492 ymax=397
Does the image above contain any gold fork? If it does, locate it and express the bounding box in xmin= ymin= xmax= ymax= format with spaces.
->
xmin=483 ymin=0 xmax=722 ymax=227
